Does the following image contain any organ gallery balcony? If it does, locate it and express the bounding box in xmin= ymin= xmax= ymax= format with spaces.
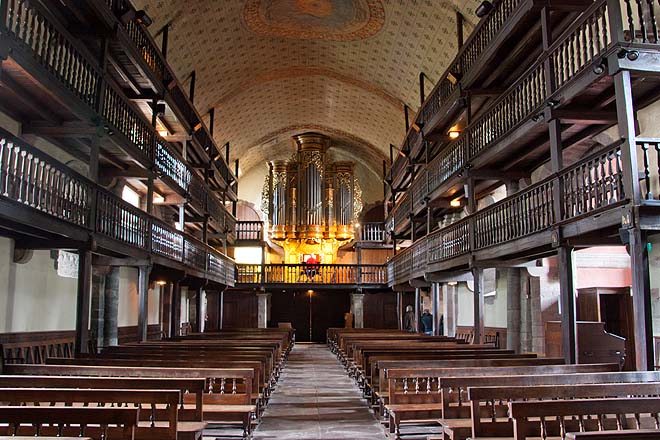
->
xmin=235 ymin=264 xmax=388 ymax=289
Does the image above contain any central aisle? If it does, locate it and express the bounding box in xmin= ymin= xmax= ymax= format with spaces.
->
xmin=253 ymin=343 xmax=388 ymax=440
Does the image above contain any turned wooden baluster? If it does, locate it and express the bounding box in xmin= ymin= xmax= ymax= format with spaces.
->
xmin=636 ymin=0 xmax=647 ymax=42
xmin=642 ymin=142 xmax=653 ymax=199
xmin=648 ymin=0 xmax=659 ymax=42
xmin=624 ymin=0 xmax=636 ymax=41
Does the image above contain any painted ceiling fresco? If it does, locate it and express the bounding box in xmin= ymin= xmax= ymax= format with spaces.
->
xmin=134 ymin=0 xmax=481 ymax=188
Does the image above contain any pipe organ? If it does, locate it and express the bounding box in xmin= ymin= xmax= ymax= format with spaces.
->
xmin=262 ymin=133 xmax=362 ymax=263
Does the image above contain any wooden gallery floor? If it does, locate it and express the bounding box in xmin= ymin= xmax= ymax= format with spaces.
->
xmin=250 ymin=343 xmax=388 ymax=439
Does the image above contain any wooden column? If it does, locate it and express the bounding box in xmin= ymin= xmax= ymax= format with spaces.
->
xmin=431 ymin=282 xmax=442 ymax=336
xmin=196 ymin=288 xmax=204 ymax=333
xmin=414 ymin=288 xmax=421 ymax=333
xmin=396 ymin=291 xmax=404 ymax=330
xmin=614 ymin=70 xmax=641 ymax=204
xmin=137 ymin=265 xmax=151 ymax=342
xmin=558 ymin=246 xmax=577 ymax=364
xmin=472 ymin=268 xmax=485 ymax=344
xmin=170 ymin=281 xmax=182 ymax=337
xmin=74 ymin=250 xmax=92 ymax=357
xmin=629 ymin=228 xmax=654 ymax=370
xmin=161 ymin=282 xmax=172 ymax=338
xmin=219 ymin=289 xmax=225 ymax=329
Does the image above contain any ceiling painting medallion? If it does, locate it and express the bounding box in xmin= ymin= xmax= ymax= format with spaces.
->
xmin=243 ymin=0 xmax=385 ymax=41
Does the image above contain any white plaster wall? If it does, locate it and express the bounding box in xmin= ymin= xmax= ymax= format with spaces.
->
xmin=0 ymin=237 xmax=77 ymax=332
xmin=457 ymin=269 xmax=508 ymax=328
xmin=117 ymin=267 xmax=138 ymax=327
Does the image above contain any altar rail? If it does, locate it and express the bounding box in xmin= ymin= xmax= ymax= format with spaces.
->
xmin=236 ymin=264 xmax=387 ymax=287
xmin=0 ymin=128 xmax=234 ymax=286
xmin=389 ymin=142 xmax=627 ymax=284
xmin=387 ymin=0 xmax=659 ymax=224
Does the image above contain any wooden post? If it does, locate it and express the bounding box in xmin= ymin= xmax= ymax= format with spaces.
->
xmin=615 ymin=71 xmax=641 ymax=204
xmin=629 ymin=228 xmax=654 ymax=370
xmin=472 ymin=268 xmax=484 ymax=344
xmin=189 ymin=70 xmax=196 ymax=103
xmin=161 ymin=282 xmax=172 ymax=338
xmin=456 ymin=11 xmax=464 ymax=48
xmin=419 ymin=72 xmax=426 ymax=107
xmin=75 ymin=250 xmax=92 ymax=357
xmin=219 ymin=288 xmax=225 ymax=329
xmin=195 ymin=287 xmax=204 ymax=333
xmin=396 ymin=291 xmax=404 ymax=330
xmin=137 ymin=265 xmax=151 ymax=342
xmin=161 ymin=23 xmax=169 ymax=59
xmin=558 ymin=246 xmax=577 ymax=364
xmin=549 ymin=118 xmax=564 ymax=222
xmin=414 ymin=288 xmax=421 ymax=333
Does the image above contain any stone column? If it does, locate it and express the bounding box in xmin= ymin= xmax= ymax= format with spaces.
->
xmin=257 ymin=292 xmax=271 ymax=329
xmin=350 ymin=292 xmax=365 ymax=329
xmin=103 ymin=267 xmax=120 ymax=346
xmin=444 ymin=283 xmax=457 ymax=337
xmin=90 ymin=267 xmax=106 ymax=351
xmin=431 ymin=282 xmax=443 ymax=336
xmin=396 ymin=292 xmax=403 ymax=330
xmin=507 ymin=268 xmax=522 ymax=352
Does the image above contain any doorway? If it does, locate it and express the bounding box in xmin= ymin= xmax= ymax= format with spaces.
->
xmin=270 ymin=290 xmax=350 ymax=342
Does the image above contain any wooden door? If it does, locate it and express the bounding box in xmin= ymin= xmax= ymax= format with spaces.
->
xmin=599 ymin=291 xmax=635 ymax=370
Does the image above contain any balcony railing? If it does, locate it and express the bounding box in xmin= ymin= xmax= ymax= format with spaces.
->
xmin=0 ymin=128 xmax=235 ymax=285
xmin=236 ymin=221 xmax=263 ymax=241
xmin=390 ymin=141 xmax=629 ymax=283
xmin=0 ymin=0 xmax=236 ymax=235
xmin=236 ymin=264 xmax=387 ymax=286
xmin=359 ymin=222 xmax=387 ymax=242
xmin=390 ymin=0 xmax=655 ymax=222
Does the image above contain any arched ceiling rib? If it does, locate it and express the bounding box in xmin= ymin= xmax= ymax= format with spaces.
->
xmin=134 ymin=0 xmax=481 ymax=182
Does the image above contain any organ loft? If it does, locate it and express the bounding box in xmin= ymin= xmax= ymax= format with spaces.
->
xmin=2 ymin=0 xmax=660 ymax=439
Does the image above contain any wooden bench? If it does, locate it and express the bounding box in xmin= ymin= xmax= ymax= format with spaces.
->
xmin=0 ymin=388 xmax=206 ymax=440
xmin=0 ymin=407 xmax=138 ymax=439
xmin=4 ymin=364 xmax=256 ymax=438
xmin=0 ymin=375 xmax=206 ymax=422
xmin=509 ymin=397 xmax=660 ymax=440
xmin=462 ymin=382 xmax=660 ymax=440
xmin=384 ymin=363 xmax=619 ymax=439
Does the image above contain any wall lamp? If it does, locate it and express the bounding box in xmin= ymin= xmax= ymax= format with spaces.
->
xmin=120 ymin=9 xmax=153 ymax=27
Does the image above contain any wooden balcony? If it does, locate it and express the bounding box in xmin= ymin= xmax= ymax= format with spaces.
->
xmin=235 ymin=221 xmax=264 ymax=243
xmin=386 ymin=138 xmax=660 ymax=287
xmin=235 ymin=264 xmax=388 ymax=289
xmin=389 ymin=0 xmax=660 ymax=237
xmin=0 ymin=128 xmax=234 ymax=286
xmin=0 ymin=0 xmax=237 ymax=241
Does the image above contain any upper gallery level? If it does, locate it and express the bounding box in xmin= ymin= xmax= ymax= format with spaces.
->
xmin=0 ymin=0 xmax=237 ymax=246
xmin=387 ymin=0 xmax=660 ymax=286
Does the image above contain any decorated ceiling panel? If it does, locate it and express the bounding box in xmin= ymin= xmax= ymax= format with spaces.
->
xmin=134 ymin=0 xmax=480 ymax=182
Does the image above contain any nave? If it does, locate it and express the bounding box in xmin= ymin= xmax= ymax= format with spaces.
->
xmin=253 ymin=344 xmax=386 ymax=440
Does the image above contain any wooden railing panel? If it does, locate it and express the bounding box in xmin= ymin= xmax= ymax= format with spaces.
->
xmin=0 ymin=130 xmax=92 ymax=227
xmin=236 ymin=264 xmax=387 ymax=286
xmin=236 ymin=221 xmax=263 ymax=241
xmin=636 ymin=138 xmax=660 ymax=202
xmin=359 ymin=222 xmax=386 ymax=242
xmin=427 ymin=218 xmax=470 ymax=264
xmin=96 ymin=189 xmax=148 ymax=249
xmin=151 ymin=220 xmax=184 ymax=261
xmin=562 ymin=142 xmax=624 ymax=219
xmin=474 ymin=179 xmax=554 ymax=250
xmin=3 ymin=0 xmax=101 ymax=109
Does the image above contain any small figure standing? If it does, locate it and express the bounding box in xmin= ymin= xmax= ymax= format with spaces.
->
xmin=403 ymin=305 xmax=416 ymax=332
xmin=421 ymin=309 xmax=433 ymax=335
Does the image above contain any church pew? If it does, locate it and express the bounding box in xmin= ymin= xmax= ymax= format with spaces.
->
xmin=459 ymin=382 xmax=660 ymax=440
xmin=3 ymin=364 xmax=256 ymax=437
xmin=0 ymin=388 xmax=206 ymax=440
xmin=0 ymin=376 xmax=206 ymax=422
xmin=0 ymin=406 xmax=138 ymax=439
xmin=45 ymin=357 xmax=267 ymax=405
xmin=508 ymin=398 xmax=660 ymax=440
xmin=371 ymin=357 xmax=565 ymax=415
xmin=423 ymin=371 xmax=660 ymax=440
xmin=384 ymin=363 xmax=619 ymax=439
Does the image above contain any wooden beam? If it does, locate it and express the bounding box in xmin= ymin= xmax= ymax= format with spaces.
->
xmin=22 ymin=123 xmax=101 ymax=138
xmin=74 ymin=249 xmax=92 ymax=357
xmin=99 ymin=166 xmax=153 ymax=179
xmin=467 ymin=169 xmax=530 ymax=181
xmin=0 ymin=72 xmax=60 ymax=124
xmin=557 ymin=246 xmax=577 ymax=364
xmin=92 ymin=255 xmax=152 ymax=267
xmin=545 ymin=109 xmax=618 ymax=124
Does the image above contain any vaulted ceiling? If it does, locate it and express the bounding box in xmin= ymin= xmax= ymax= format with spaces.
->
xmin=134 ymin=0 xmax=481 ymax=198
